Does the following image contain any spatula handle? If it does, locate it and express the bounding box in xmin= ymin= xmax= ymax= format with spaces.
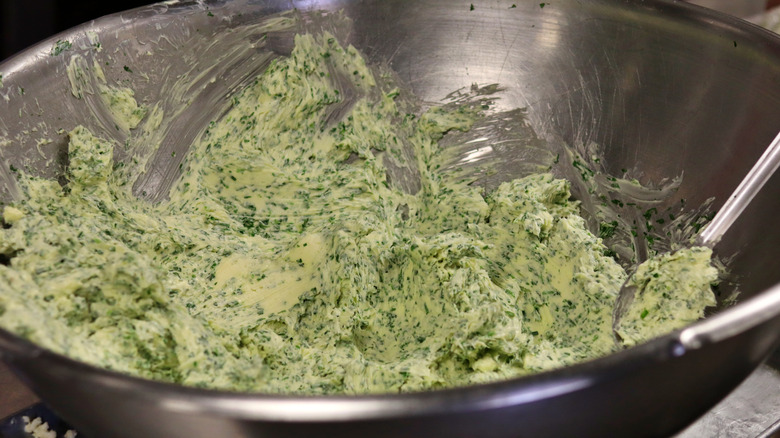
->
xmin=697 ymin=130 xmax=780 ymax=247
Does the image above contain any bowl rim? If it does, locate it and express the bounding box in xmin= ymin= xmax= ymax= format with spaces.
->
xmin=1 ymin=280 xmax=779 ymax=422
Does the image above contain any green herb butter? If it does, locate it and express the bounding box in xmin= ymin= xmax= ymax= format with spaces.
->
xmin=0 ymin=33 xmax=716 ymax=394
xmin=616 ymin=247 xmax=718 ymax=346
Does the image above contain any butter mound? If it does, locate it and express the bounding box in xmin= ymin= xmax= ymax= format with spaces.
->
xmin=0 ymin=33 xmax=716 ymax=394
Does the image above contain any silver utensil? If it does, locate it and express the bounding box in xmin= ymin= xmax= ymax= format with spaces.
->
xmin=613 ymin=130 xmax=780 ymax=338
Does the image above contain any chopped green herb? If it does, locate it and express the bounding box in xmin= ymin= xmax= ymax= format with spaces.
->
xmin=50 ymin=40 xmax=72 ymax=56
xmin=598 ymin=221 xmax=619 ymax=239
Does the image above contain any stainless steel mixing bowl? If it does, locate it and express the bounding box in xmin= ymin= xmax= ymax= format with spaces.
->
xmin=1 ymin=1 xmax=780 ymax=437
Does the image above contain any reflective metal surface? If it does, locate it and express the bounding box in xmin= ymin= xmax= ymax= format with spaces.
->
xmin=614 ymin=130 xmax=780 ymax=329
xmin=1 ymin=0 xmax=780 ymax=437
xmin=0 ymin=362 xmax=37 ymax=421
xmin=677 ymin=364 xmax=780 ymax=438
xmin=696 ymin=130 xmax=780 ymax=246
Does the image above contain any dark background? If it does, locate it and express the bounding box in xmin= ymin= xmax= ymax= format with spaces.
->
xmin=1 ymin=0 xmax=151 ymax=61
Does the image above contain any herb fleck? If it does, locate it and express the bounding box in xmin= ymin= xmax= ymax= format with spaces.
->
xmin=50 ymin=40 xmax=72 ymax=56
